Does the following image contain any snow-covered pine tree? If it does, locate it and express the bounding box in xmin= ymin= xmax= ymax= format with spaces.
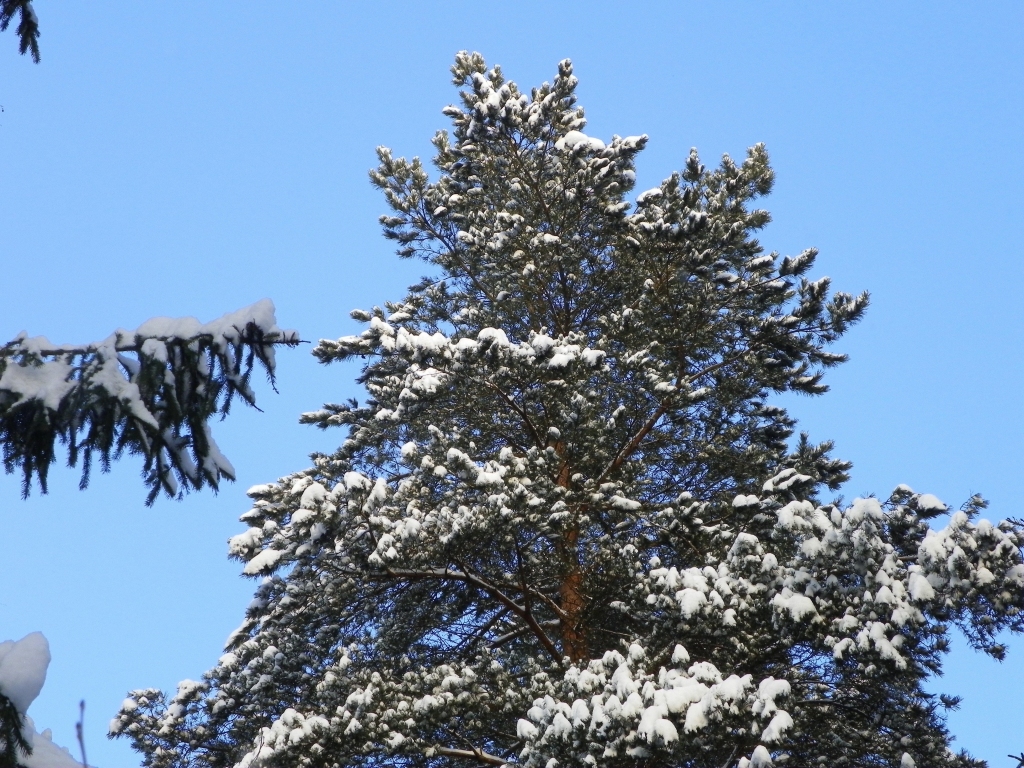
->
xmin=0 ymin=301 xmax=296 ymax=766
xmin=113 ymin=54 xmax=1024 ymax=768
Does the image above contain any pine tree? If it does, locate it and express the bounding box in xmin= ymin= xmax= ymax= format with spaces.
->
xmin=112 ymin=54 xmax=1024 ymax=768
xmin=0 ymin=301 xmax=296 ymax=767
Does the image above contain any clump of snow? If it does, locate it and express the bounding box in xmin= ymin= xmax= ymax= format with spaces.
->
xmin=0 ymin=633 xmax=83 ymax=767
xmin=477 ymin=327 xmax=510 ymax=346
xmin=0 ymin=632 xmax=49 ymax=713
xmin=554 ymin=130 xmax=606 ymax=152
xmin=770 ymin=591 xmax=817 ymax=622
xmin=0 ymin=358 xmax=75 ymax=410
xmin=21 ymin=718 xmax=83 ymax=768
xmin=134 ymin=298 xmax=296 ymax=346
xmin=915 ymin=493 xmax=946 ymax=513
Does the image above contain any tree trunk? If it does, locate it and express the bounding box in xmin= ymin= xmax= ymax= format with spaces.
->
xmin=555 ymin=445 xmax=587 ymax=662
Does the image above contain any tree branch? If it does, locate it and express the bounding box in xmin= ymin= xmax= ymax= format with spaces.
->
xmin=434 ymin=746 xmax=508 ymax=765
xmin=347 ymin=565 xmax=564 ymax=663
xmin=595 ymin=349 xmax=757 ymax=485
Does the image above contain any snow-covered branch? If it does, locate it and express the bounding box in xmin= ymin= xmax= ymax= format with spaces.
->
xmin=0 ymin=300 xmax=298 ymax=503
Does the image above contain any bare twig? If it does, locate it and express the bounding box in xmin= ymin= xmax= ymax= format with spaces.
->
xmin=75 ymin=699 xmax=88 ymax=768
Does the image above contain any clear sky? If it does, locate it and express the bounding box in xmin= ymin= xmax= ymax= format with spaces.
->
xmin=1 ymin=2 xmax=1022 ymax=766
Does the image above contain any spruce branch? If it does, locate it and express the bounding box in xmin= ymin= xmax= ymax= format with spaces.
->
xmin=0 ymin=301 xmax=299 ymax=503
xmin=0 ymin=692 xmax=30 ymax=768
xmin=0 ymin=0 xmax=39 ymax=62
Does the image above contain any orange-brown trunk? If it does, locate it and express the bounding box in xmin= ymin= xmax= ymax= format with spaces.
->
xmin=559 ymin=527 xmax=588 ymax=661
xmin=555 ymin=445 xmax=587 ymax=662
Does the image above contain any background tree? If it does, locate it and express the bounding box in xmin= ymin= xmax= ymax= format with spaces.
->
xmin=111 ymin=55 xmax=1024 ymax=768
xmin=0 ymin=302 xmax=297 ymax=766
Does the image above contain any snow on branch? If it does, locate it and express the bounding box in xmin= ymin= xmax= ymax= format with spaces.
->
xmin=0 ymin=633 xmax=82 ymax=767
xmin=0 ymin=300 xmax=299 ymax=504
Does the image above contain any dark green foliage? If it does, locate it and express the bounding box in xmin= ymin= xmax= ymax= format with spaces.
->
xmin=0 ymin=693 xmax=29 ymax=768
xmin=0 ymin=310 xmax=297 ymax=504
xmin=1 ymin=0 xmax=39 ymax=63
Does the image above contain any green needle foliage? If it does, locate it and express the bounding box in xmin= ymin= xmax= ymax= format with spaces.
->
xmin=0 ymin=301 xmax=298 ymax=504
xmin=1 ymin=0 xmax=39 ymax=63
xmin=0 ymin=694 xmax=30 ymax=768
xmin=110 ymin=55 xmax=1024 ymax=768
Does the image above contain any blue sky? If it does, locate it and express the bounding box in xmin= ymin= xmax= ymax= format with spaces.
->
xmin=1 ymin=2 xmax=1022 ymax=765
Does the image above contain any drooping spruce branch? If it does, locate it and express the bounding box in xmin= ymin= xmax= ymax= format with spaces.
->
xmin=0 ymin=300 xmax=299 ymax=504
xmin=0 ymin=0 xmax=39 ymax=63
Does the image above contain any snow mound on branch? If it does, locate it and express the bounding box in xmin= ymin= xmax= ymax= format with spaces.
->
xmin=22 ymin=718 xmax=82 ymax=768
xmin=555 ymin=130 xmax=606 ymax=151
xmin=0 ymin=633 xmax=82 ymax=767
xmin=133 ymin=298 xmax=292 ymax=343
xmin=0 ymin=632 xmax=49 ymax=713
xmin=915 ymin=493 xmax=946 ymax=513
xmin=0 ymin=358 xmax=76 ymax=410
